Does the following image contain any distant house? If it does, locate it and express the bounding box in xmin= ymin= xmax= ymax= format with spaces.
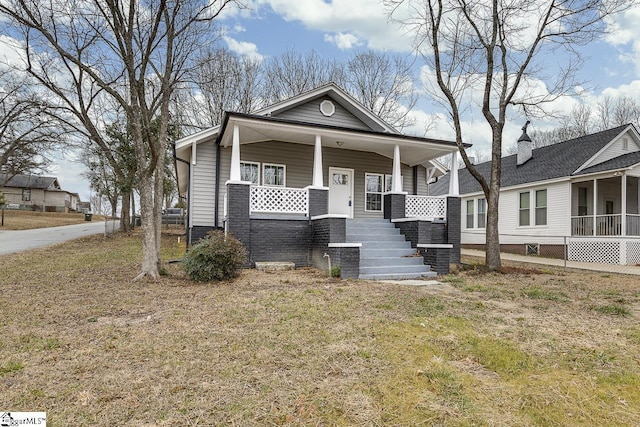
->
xmin=429 ymin=123 xmax=640 ymax=265
xmin=0 ymin=174 xmax=81 ymax=212
xmin=174 ymin=83 xmax=465 ymax=279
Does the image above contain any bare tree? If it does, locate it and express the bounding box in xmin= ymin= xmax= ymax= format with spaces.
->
xmin=0 ymin=75 xmax=63 ymax=184
xmin=346 ymin=50 xmax=418 ymax=130
xmin=597 ymin=96 xmax=640 ymax=129
xmin=0 ymin=0 xmax=238 ymax=280
xmin=387 ymin=0 xmax=633 ymax=270
xmin=262 ymin=49 xmax=346 ymax=103
xmin=186 ymin=47 xmax=263 ymax=129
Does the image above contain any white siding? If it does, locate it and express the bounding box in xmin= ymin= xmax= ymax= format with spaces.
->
xmin=461 ymin=180 xmax=571 ymax=245
xmin=585 ymin=130 xmax=640 ymax=169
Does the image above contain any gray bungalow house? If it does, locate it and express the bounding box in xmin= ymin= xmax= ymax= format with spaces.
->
xmin=0 ymin=174 xmax=81 ymax=212
xmin=430 ymin=123 xmax=640 ymax=265
xmin=174 ymin=83 xmax=464 ymax=279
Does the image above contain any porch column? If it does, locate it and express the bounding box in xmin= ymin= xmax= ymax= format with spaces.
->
xmin=392 ymin=144 xmax=402 ymax=192
xmin=622 ymin=173 xmax=627 ymax=236
xmin=229 ymin=125 xmax=241 ymax=182
xmin=593 ymin=178 xmax=597 ymax=236
xmin=449 ymin=152 xmax=459 ymax=196
xmin=313 ymin=135 xmax=324 ymax=187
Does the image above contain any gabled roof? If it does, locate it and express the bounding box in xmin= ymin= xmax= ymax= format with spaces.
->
xmin=430 ymin=124 xmax=634 ymax=195
xmin=0 ymin=174 xmax=60 ymax=190
xmin=175 ymin=82 xmax=397 ymax=149
xmin=252 ymin=82 xmax=397 ymax=133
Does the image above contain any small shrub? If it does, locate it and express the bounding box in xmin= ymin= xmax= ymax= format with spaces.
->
xmin=329 ymin=265 xmax=341 ymax=278
xmin=182 ymin=230 xmax=247 ymax=282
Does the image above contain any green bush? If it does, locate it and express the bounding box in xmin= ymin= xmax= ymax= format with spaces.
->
xmin=182 ymin=230 xmax=247 ymax=282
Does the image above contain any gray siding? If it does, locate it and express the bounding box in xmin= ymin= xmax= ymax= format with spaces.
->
xmin=191 ymin=141 xmax=217 ymax=227
xmin=193 ymin=140 xmax=427 ymax=225
xmin=275 ymin=96 xmax=372 ymax=131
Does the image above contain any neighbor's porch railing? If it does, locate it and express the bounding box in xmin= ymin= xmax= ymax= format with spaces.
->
xmin=405 ymin=195 xmax=447 ymax=218
xmin=572 ymin=214 xmax=629 ymax=236
xmin=250 ymin=186 xmax=309 ymax=215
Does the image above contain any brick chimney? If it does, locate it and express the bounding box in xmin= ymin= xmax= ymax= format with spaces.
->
xmin=517 ymin=120 xmax=532 ymax=166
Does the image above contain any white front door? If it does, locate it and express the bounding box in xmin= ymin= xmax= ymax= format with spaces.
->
xmin=328 ymin=167 xmax=354 ymax=218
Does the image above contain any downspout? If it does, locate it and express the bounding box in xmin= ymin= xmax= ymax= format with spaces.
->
xmin=173 ymin=143 xmax=191 ymax=242
xmin=215 ymin=138 xmax=221 ymax=229
xmin=413 ymin=166 xmax=418 ymax=195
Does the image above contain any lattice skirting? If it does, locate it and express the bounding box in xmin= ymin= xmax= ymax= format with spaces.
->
xmin=568 ymin=239 xmax=640 ymax=265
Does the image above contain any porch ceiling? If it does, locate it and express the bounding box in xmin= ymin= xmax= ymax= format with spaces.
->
xmin=218 ymin=113 xmax=460 ymax=167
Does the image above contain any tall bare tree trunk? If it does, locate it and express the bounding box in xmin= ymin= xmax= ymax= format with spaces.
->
xmin=121 ymin=190 xmax=131 ymax=232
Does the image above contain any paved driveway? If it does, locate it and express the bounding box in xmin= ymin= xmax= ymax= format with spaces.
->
xmin=0 ymin=220 xmax=120 ymax=256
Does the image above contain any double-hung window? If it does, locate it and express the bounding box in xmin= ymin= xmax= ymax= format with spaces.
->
xmin=240 ymin=161 xmax=260 ymax=184
xmin=535 ymin=189 xmax=547 ymax=226
xmin=263 ymin=163 xmax=286 ymax=186
xmin=466 ymin=200 xmax=474 ymax=228
xmin=477 ymin=198 xmax=486 ymax=228
xmin=365 ymin=173 xmax=383 ymax=211
xmin=22 ymin=188 xmax=31 ymax=202
xmin=519 ymin=192 xmax=530 ymax=226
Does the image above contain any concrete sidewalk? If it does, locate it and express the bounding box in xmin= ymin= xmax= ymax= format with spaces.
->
xmin=462 ymin=249 xmax=640 ymax=276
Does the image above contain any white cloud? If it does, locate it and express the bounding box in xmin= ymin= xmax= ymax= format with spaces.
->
xmin=324 ymin=32 xmax=362 ymax=50
xmin=244 ymin=0 xmax=412 ymax=52
xmin=223 ymin=36 xmax=264 ymax=62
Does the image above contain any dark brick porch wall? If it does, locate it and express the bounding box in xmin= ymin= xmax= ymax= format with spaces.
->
xmin=447 ymin=197 xmax=462 ymax=264
xmin=249 ymin=218 xmax=311 ymax=266
xmin=420 ymin=247 xmax=451 ymax=275
xmin=384 ymin=193 xmax=406 ymax=220
xmin=310 ymin=217 xmax=346 ymax=270
xmin=394 ymin=220 xmax=447 ymax=248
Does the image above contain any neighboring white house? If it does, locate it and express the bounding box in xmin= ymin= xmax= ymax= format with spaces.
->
xmin=429 ymin=123 xmax=640 ymax=265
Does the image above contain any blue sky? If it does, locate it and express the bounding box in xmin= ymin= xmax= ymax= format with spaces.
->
xmin=5 ymin=0 xmax=640 ymax=203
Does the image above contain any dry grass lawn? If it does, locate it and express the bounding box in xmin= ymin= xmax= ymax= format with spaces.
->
xmin=0 ymin=210 xmax=106 ymax=230
xmin=1 ymin=232 xmax=639 ymax=426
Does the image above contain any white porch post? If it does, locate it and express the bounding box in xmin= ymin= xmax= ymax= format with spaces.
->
xmin=448 ymin=152 xmax=460 ymax=196
xmin=392 ymin=144 xmax=402 ymax=192
xmin=229 ymin=125 xmax=241 ymax=181
xmin=313 ymin=135 xmax=324 ymax=187
xmin=622 ymin=173 xmax=627 ymax=236
xmin=593 ymin=178 xmax=597 ymax=236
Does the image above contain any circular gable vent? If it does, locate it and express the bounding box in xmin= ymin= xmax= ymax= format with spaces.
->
xmin=319 ymin=100 xmax=335 ymax=117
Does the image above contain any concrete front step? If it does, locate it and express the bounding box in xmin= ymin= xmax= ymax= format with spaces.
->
xmin=360 ymin=264 xmax=432 ymax=275
xmin=346 ymin=229 xmax=402 ymax=239
xmin=355 ymin=241 xmax=411 ymax=249
xmin=360 ymin=271 xmax=437 ymax=280
xmin=361 ymin=248 xmax=417 ymax=258
xmin=360 ymin=256 xmax=425 ymax=267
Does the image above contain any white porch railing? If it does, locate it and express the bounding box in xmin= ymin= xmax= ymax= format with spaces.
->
xmin=250 ymin=186 xmax=308 ymax=215
xmin=405 ymin=195 xmax=447 ymax=218
xmin=627 ymin=214 xmax=640 ymax=236
xmin=571 ymin=216 xmax=594 ymax=236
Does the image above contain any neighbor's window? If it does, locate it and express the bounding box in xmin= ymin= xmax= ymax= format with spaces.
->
xmin=578 ymin=187 xmax=588 ymax=216
xmin=22 ymin=188 xmax=31 ymax=201
xmin=519 ymin=191 xmax=530 ymax=226
xmin=466 ymin=200 xmax=474 ymax=228
xmin=263 ymin=163 xmax=285 ymax=186
xmin=365 ymin=173 xmax=383 ymax=211
xmin=240 ymin=161 xmax=259 ymax=184
xmin=477 ymin=198 xmax=486 ymax=228
xmin=535 ymin=189 xmax=547 ymax=226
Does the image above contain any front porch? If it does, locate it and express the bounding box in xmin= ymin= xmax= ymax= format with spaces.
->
xmin=571 ymin=175 xmax=640 ymax=236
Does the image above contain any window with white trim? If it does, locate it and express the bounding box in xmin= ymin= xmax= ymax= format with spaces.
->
xmin=519 ymin=191 xmax=530 ymax=226
xmin=466 ymin=200 xmax=474 ymax=228
xmin=365 ymin=173 xmax=383 ymax=211
xmin=22 ymin=188 xmax=31 ymax=202
xmin=263 ymin=163 xmax=285 ymax=186
xmin=240 ymin=161 xmax=260 ymax=184
xmin=578 ymin=187 xmax=588 ymax=216
xmin=384 ymin=174 xmax=403 ymax=192
xmin=535 ymin=189 xmax=547 ymax=226
xmin=477 ymin=198 xmax=486 ymax=228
